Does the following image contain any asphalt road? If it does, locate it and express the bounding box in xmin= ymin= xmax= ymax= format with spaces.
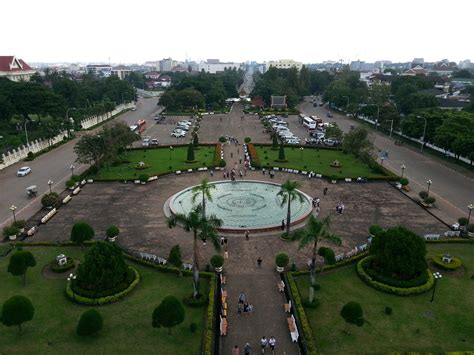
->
xmin=299 ymin=98 xmax=474 ymax=222
xmin=0 ymin=97 xmax=160 ymax=228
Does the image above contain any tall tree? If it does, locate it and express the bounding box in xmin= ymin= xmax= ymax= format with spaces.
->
xmin=152 ymin=296 xmax=185 ymax=335
xmin=1 ymin=295 xmax=35 ymax=333
xmin=295 ymin=215 xmax=341 ymax=302
xmin=191 ymin=179 xmax=216 ymax=218
xmin=70 ymin=222 xmax=95 ymax=248
xmin=342 ymin=126 xmax=374 ymax=157
xmin=7 ymin=251 xmax=37 ymax=285
xmin=167 ymin=205 xmax=222 ymax=298
xmin=277 ymin=180 xmax=304 ymax=236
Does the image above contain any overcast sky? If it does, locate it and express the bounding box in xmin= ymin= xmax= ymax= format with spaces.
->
xmin=2 ymin=0 xmax=473 ymax=64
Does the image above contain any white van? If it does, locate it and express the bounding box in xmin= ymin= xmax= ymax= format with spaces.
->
xmin=302 ymin=116 xmax=316 ymax=130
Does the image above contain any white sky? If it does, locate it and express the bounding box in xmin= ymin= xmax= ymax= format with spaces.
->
xmin=2 ymin=0 xmax=473 ymax=64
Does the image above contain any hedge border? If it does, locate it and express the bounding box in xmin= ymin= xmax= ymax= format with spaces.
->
xmin=431 ymin=254 xmax=463 ymax=270
xmin=286 ymin=272 xmax=317 ymax=355
xmin=357 ymin=256 xmax=434 ymax=296
xmin=65 ymin=266 xmax=140 ymax=305
xmin=291 ymin=251 xmax=368 ymax=276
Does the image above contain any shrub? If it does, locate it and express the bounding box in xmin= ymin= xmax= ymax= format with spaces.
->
xmin=70 ymin=222 xmax=95 ymax=246
xmin=468 ymin=224 xmax=474 ymax=233
xmin=8 ymin=250 xmax=36 ymax=285
xmin=41 ymin=192 xmax=59 ymax=208
xmin=77 ymin=309 xmax=103 ymax=336
xmin=66 ymin=180 xmax=75 ymax=188
xmin=106 ymin=225 xmax=120 ymax=239
xmin=182 ymin=293 xmax=208 ymax=307
xmin=424 ymin=196 xmax=436 ymax=205
xmin=190 ymin=322 xmax=198 ymax=333
xmin=431 ymin=254 xmax=462 ymax=270
xmin=369 ymin=224 xmax=384 ymax=237
xmin=71 ymin=174 xmax=81 ymax=183
xmin=152 ymin=296 xmax=185 ymax=335
xmin=272 ymin=135 xmax=278 ymax=149
xmin=49 ymin=257 xmax=75 ymax=273
xmin=275 ymin=253 xmax=289 ymax=268
xmin=419 ymin=190 xmax=428 ymax=200
xmin=186 ymin=143 xmax=196 ymax=162
xmin=340 ymin=302 xmax=364 ymax=326
xmin=247 ymin=144 xmax=260 ymax=167
xmin=12 ymin=220 xmax=26 ymax=230
xmin=25 ymin=151 xmax=34 ymax=161
xmin=3 ymin=225 xmax=20 ymax=237
xmin=458 ymin=217 xmax=468 ymax=226
xmin=210 ymin=254 xmax=224 ymax=268
xmin=138 ymin=173 xmax=149 ymax=182
xmin=1 ymin=295 xmax=34 ymax=333
xmin=399 ymin=177 xmax=409 ymax=186
xmin=302 ymin=298 xmax=320 ymax=309
xmin=218 ymin=136 xmax=226 ymax=143
xmin=244 ymin=137 xmax=251 ymax=143
xmin=385 ymin=306 xmax=393 ymax=315
xmin=193 ymin=134 xmax=199 ymax=147
xmin=218 ymin=159 xmax=227 ymax=168
xmin=167 ymin=245 xmax=183 ymax=268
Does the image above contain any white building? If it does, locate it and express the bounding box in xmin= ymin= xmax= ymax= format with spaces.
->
xmin=159 ymin=58 xmax=178 ymax=72
xmin=0 ymin=56 xmax=36 ymax=81
xmin=111 ymin=65 xmax=131 ymax=80
xmin=266 ymin=59 xmax=303 ymax=72
xmin=86 ymin=64 xmax=112 ymax=77
xmin=198 ymin=59 xmax=241 ymax=74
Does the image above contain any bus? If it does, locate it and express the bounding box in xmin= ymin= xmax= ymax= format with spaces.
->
xmin=136 ymin=119 xmax=146 ymax=134
xmin=302 ymin=116 xmax=316 ymax=130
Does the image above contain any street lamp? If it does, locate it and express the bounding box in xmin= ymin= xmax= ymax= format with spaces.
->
xmin=24 ymin=119 xmax=31 ymax=148
xmin=417 ymin=115 xmax=428 ymax=153
xmin=426 ymin=179 xmax=432 ymax=196
xmin=384 ymin=119 xmax=394 ymax=138
xmin=67 ymin=273 xmax=77 ymax=301
xmin=343 ymin=96 xmax=350 ymax=111
xmin=169 ymin=146 xmax=173 ymax=160
xmin=430 ymin=272 xmax=442 ymax=303
xmin=374 ymin=104 xmax=380 ymax=130
xmin=401 ymin=164 xmax=406 ymax=178
xmin=9 ymin=205 xmax=17 ymax=224
xmin=467 ymin=204 xmax=473 ymax=229
xmin=70 ymin=164 xmax=75 ymax=177
xmin=47 ymin=180 xmax=54 ymax=194
xmin=380 ymin=156 xmax=385 ymax=166
xmin=300 ymin=147 xmax=304 ymax=160
xmin=66 ymin=108 xmax=77 ymax=138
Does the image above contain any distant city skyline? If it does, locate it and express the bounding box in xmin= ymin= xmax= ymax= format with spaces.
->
xmin=2 ymin=0 xmax=473 ymax=64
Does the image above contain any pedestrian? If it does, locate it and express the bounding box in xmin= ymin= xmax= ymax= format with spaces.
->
xmin=231 ymin=152 xmax=234 ymax=158
xmin=237 ymin=303 xmax=243 ymax=315
xmin=210 ymin=170 xmax=214 ymax=177
xmin=323 ymin=187 xmax=328 ymax=196
xmin=233 ymin=345 xmax=240 ymax=355
xmin=224 ymin=237 xmax=228 ymax=245
xmin=281 ymin=219 xmax=285 ymax=231
xmin=260 ymin=336 xmax=268 ymax=353
xmin=316 ymin=197 xmax=320 ymax=207
xmin=257 ymin=257 xmax=262 ymax=268
xmin=224 ymin=249 xmax=229 ymax=259
xmin=220 ymin=236 xmax=225 ymax=247
xmin=239 ymin=157 xmax=242 ymax=164
xmin=245 ymin=230 xmax=250 ymax=241
xmin=262 ymin=168 xmax=266 ymax=175
xmin=268 ymin=336 xmax=276 ymax=354
xmin=244 ymin=342 xmax=251 ymax=355
xmin=238 ymin=291 xmax=246 ymax=304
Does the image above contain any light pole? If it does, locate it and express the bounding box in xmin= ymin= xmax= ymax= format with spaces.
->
xmin=300 ymin=147 xmax=304 ymax=160
xmin=401 ymin=164 xmax=406 ymax=178
xmin=467 ymin=204 xmax=473 ymax=230
xmin=169 ymin=146 xmax=173 ymax=160
xmin=430 ymin=272 xmax=442 ymax=303
xmin=374 ymin=104 xmax=380 ymax=130
xmin=70 ymin=164 xmax=75 ymax=177
xmin=10 ymin=205 xmax=17 ymax=224
xmin=47 ymin=180 xmax=53 ymax=194
xmin=24 ymin=120 xmax=31 ymax=148
xmin=343 ymin=96 xmax=350 ymax=111
xmin=67 ymin=273 xmax=77 ymax=301
xmin=66 ymin=108 xmax=77 ymax=138
xmin=380 ymin=156 xmax=385 ymax=166
xmin=384 ymin=119 xmax=394 ymax=138
xmin=417 ymin=115 xmax=428 ymax=153
xmin=426 ymin=179 xmax=432 ymax=196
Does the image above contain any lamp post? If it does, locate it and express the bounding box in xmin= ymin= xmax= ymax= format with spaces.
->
xmin=401 ymin=164 xmax=406 ymax=178
xmin=417 ymin=115 xmax=428 ymax=153
xmin=300 ymin=147 xmax=304 ymax=160
xmin=70 ymin=164 xmax=75 ymax=177
xmin=169 ymin=146 xmax=173 ymax=160
xmin=380 ymin=156 xmax=385 ymax=166
xmin=24 ymin=120 xmax=31 ymax=148
xmin=467 ymin=204 xmax=473 ymax=231
xmin=66 ymin=108 xmax=77 ymax=138
xmin=374 ymin=104 xmax=380 ymax=130
xmin=9 ymin=205 xmax=17 ymax=224
xmin=343 ymin=96 xmax=350 ymax=111
xmin=385 ymin=119 xmax=394 ymax=138
xmin=67 ymin=273 xmax=77 ymax=301
xmin=47 ymin=180 xmax=53 ymax=194
xmin=430 ymin=272 xmax=442 ymax=303
xmin=426 ymin=179 xmax=432 ymax=196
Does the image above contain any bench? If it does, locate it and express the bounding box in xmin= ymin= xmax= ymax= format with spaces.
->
xmin=220 ymin=274 xmax=226 ymax=285
xmin=220 ymin=317 xmax=228 ymax=336
xmin=277 ymin=280 xmax=285 ymax=292
xmin=287 ymin=315 xmax=299 ymax=342
xmin=284 ymin=300 xmax=292 ymax=313
xmin=287 ymin=317 xmax=296 ymax=332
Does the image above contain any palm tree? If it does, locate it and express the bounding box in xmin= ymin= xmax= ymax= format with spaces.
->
xmin=296 ymin=215 xmax=341 ymax=303
xmin=168 ymin=204 xmax=222 ymax=298
xmin=192 ymin=179 xmax=216 ymax=218
xmin=277 ymin=180 xmax=305 ymax=235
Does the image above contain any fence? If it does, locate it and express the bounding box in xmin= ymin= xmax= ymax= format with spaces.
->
xmin=0 ymin=103 xmax=135 ymax=170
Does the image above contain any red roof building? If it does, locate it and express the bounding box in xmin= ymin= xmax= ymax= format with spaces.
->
xmin=0 ymin=56 xmax=36 ymax=81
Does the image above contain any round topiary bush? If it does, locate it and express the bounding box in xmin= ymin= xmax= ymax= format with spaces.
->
xmin=66 ymin=180 xmax=75 ymax=189
xmin=244 ymin=137 xmax=251 ymax=143
xmin=71 ymin=175 xmax=81 ymax=183
xmin=369 ymin=224 xmax=384 ymax=237
xmin=340 ymin=302 xmax=364 ymax=326
xmin=431 ymin=254 xmax=462 ymax=270
xmin=424 ymin=196 xmax=436 ymax=205
xmin=419 ymin=191 xmax=428 ymax=200
xmin=210 ymin=255 xmax=224 ymax=268
xmin=218 ymin=159 xmax=227 ymax=168
xmin=399 ymin=177 xmax=409 ymax=186
xmin=41 ymin=192 xmax=59 ymax=208
xmin=138 ymin=174 xmax=149 ymax=183
xmin=219 ymin=136 xmax=226 ymax=143
xmin=76 ymin=309 xmax=103 ymax=336
xmin=457 ymin=217 xmax=468 ymax=226
xmin=106 ymin=225 xmax=120 ymax=240
xmin=275 ymin=253 xmax=289 ymax=268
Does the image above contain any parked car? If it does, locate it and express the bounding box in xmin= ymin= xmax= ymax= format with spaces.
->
xmin=150 ymin=138 xmax=159 ymax=145
xmin=142 ymin=137 xmax=151 ymax=146
xmin=178 ymin=120 xmax=192 ymax=125
xmin=305 ymin=138 xmax=322 ymax=145
xmin=323 ymin=138 xmax=339 ymax=146
xmin=286 ymin=139 xmax=301 ymax=145
xmin=17 ymin=166 xmax=32 ymax=177
xmin=171 ymin=130 xmax=186 ymax=138
xmin=176 ymin=124 xmax=190 ymax=131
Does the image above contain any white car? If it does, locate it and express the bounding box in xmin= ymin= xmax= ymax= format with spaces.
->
xmin=178 ymin=120 xmax=192 ymax=125
xmin=142 ymin=137 xmax=151 ymax=146
xmin=171 ymin=130 xmax=186 ymax=138
xmin=176 ymin=124 xmax=190 ymax=131
xmin=286 ymin=139 xmax=300 ymax=145
xmin=17 ymin=166 xmax=32 ymax=177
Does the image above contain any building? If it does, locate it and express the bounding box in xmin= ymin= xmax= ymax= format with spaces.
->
xmin=0 ymin=56 xmax=36 ymax=81
xmin=411 ymin=58 xmax=424 ymax=68
xmin=111 ymin=65 xmax=131 ymax=80
xmin=198 ymin=59 xmax=241 ymax=74
xmin=144 ymin=71 xmax=161 ymax=80
xmin=349 ymin=60 xmax=375 ymax=72
xmin=271 ymin=95 xmax=287 ymax=109
xmin=159 ymin=58 xmax=178 ymax=72
xmin=431 ymin=61 xmax=457 ymax=76
xmin=402 ymin=65 xmax=428 ymax=76
xmin=458 ymin=60 xmax=472 ymax=70
xmin=266 ymin=59 xmax=303 ymax=71
xmin=86 ymin=64 xmax=112 ymax=77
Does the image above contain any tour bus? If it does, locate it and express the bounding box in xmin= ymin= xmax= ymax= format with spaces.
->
xmin=310 ymin=115 xmax=323 ymax=124
xmin=302 ymin=116 xmax=317 ymax=130
xmin=136 ymin=119 xmax=146 ymax=134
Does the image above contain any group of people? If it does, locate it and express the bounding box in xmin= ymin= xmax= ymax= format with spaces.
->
xmin=237 ymin=291 xmax=253 ymax=317
xmin=336 ymin=202 xmax=345 ymax=214
xmin=222 ymin=168 xmax=246 ymax=181
xmin=231 ymin=336 xmax=277 ymax=355
xmin=261 ymin=168 xmax=275 ymax=179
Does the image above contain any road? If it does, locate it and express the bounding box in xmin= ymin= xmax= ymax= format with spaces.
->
xmin=0 ymin=97 xmax=160 ymax=228
xmin=299 ymin=98 xmax=474 ymax=223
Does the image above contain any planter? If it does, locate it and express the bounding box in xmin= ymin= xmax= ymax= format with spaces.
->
xmin=468 ymin=231 xmax=474 ymax=237
xmin=9 ymin=234 xmax=17 ymax=241
xmin=108 ymin=236 xmax=117 ymax=242
xmin=214 ymin=266 xmax=223 ymax=273
xmin=276 ymin=266 xmax=285 ymax=273
xmin=402 ymin=185 xmax=410 ymax=192
xmin=19 ymin=228 xmax=25 ymax=233
xmin=331 ymin=180 xmax=337 ymax=184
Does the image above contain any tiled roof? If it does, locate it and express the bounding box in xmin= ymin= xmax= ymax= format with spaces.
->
xmin=0 ymin=56 xmax=33 ymax=72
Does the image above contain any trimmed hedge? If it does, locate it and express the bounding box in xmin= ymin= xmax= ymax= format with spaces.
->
xmin=357 ymin=257 xmax=434 ymax=296
xmin=286 ymin=272 xmax=317 ymax=355
xmin=291 ymin=251 xmax=369 ymax=277
xmin=432 ymin=254 xmax=463 ymax=270
xmin=203 ymin=274 xmax=216 ymax=355
xmin=65 ymin=266 xmax=140 ymax=305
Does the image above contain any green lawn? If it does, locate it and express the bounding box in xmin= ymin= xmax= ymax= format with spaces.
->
xmin=254 ymin=145 xmax=388 ymax=179
xmin=0 ymin=247 xmax=208 ymax=354
xmin=92 ymin=146 xmax=216 ymax=180
xmin=294 ymin=243 xmax=474 ymax=352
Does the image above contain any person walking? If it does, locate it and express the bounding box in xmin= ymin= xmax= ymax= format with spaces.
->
xmin=232 ymin=345 xmax=240 ymax=355
xmin=260 ymin=336 xmax=268 ymax=354
xmin=220 ymin=236 xmax=225 ymax=247
xmin=244 ymin=342 xmax=251 ymax=355
xmin=257 ymin=257 xmax=262 ymax=268
xmin=323 ymin=187 xmax=328 ymax=196
xmin=245 ymin=230 xmax=250 ymax=241
xmin=281 ymin=219 xmax=285 ymax=231
xmin=268 ymin=336 xmax=276 ymax=354
xmin=224 ymin=249 xmax=229 ymax=259
xmin=238 ymin=291 xmax=246 ymax=305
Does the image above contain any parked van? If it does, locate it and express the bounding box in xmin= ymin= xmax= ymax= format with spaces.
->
xmin=310 ymin=116 xmax=323 ymax=124
xmin=302 ymin=116 xmax=317 ymax=130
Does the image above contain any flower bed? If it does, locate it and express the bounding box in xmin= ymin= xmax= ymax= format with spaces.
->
xmin=49 ymin=257 xmax=75 ymax=273
xmin=432 ymin=254 xmax=463 ymax=270
xmin=247 ymin=143 xmax=260 ymax=168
